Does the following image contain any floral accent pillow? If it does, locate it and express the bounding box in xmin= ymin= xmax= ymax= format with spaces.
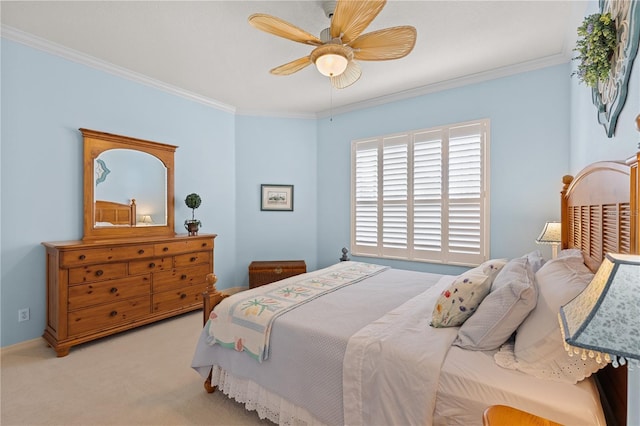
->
xmin=431 ymin=259 xmax=508 ymax=328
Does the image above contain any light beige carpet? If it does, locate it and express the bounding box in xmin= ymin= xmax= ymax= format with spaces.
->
xmin=1 ymin=311 xmax=272 ymax=425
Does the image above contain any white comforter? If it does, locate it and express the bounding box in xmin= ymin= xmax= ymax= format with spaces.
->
xmin=343 ymin=275 xmax=458 ymax=426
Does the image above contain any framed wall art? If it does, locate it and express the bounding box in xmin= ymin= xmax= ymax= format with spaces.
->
xmin=592 ymin=0 xmax=640 ymax=137
xmin=261 ymin=184 xmax=294 ymax=211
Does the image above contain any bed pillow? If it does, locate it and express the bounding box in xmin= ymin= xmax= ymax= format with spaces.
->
xmin=522 ymin=250 xmax=545 ymax=273
xmin=499 ymin=255 xmax=607 ymax=383
xmin=454 ymin=257 xmax=536 ymax=350
xmin=431 ymin=258 xmax=507 ymax=328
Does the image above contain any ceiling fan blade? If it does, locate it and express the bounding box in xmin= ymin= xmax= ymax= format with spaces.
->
xmin=249 ymin=13 xmax=322 ymax=46
xmin=270 ymin=56 xmax=312 ymax=75
xmin=331 ymin=61 xmax=362 ymax=89
xmin=351 ymin=26 xmax=417 ymax=61
xmin=330 ymin=0 xmax=386 ymax=44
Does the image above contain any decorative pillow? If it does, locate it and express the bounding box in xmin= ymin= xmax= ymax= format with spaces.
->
xmin=454 ymin=257 xmax=537 ymax=350
xmin=431 ymin=259 xmax=507 ymax=328
xmin=522 ymin=250 xmax=545 ymax=273
xmin=498 ymin=255 xmax=607 ymax=383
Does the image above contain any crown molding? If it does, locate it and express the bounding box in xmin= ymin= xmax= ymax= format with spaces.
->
xmin=1 ymin=26 xmax=236 ymax=114
xmin=316 ymin=53 xmax=571 ymax=118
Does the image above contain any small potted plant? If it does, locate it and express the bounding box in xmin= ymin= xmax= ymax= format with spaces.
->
xmin=572 ymin=12 xmax=617 ymax=88
xmin=184 ymin=193 xmax=202 ymax=236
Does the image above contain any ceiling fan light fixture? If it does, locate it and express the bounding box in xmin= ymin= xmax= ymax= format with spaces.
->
xmin=315 ymin=53 xmax=348 ymax=77
xmin=311 ymin=44 xmax=350 ymax=77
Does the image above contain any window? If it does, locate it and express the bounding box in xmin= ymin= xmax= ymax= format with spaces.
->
xmin=351 ymin=119 xmax=489 ymax=266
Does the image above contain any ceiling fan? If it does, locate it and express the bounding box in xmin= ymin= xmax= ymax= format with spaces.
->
xmin=248 ymin=0 xmax=417 ymax=89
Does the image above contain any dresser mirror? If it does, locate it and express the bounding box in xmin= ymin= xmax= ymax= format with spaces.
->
xmin=81 ymin=128 xmax=177 ymax=240
xmin=94 ymin=149 xmax=167 ymax=226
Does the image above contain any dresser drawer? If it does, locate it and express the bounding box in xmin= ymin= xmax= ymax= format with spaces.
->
xmin=129 ymin=256 xmax=173 ymax=275
xmin=68 ymin=296 xmax=150 ymax=336
xmin=61 ymin=244 xmax=155 ymax=267
xmin=153 ymin=238 xmax=213 ymax=256
xmin=174 ymin=251 xmax=210 ymax=268
xmin=153 ymin=264 xmax=211 ymax=292
xmin=68 ymin=275 xmax=151 ymax=310
xmin=152 ymin=284 xmax=203 ymax=313
xmin=68 ymin=263 xmax=127 ymax=285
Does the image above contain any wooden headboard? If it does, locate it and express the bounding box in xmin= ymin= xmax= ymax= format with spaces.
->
xmin=560 ymin=150 xmax=639 ymax=426
xmin=94 ymin=199 xmax=136 ymax=226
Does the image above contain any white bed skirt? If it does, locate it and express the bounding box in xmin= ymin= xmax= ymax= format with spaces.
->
xmin=212 ymin=366 xmax=328 ymax=426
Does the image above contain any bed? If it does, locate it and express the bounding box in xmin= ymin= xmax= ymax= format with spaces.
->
xmin=94 ymin=199 xmax=136 ymax=226
xmin=192 ymin=150 xmax=639 ymax=426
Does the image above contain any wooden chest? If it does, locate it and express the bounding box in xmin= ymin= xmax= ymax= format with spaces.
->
xmin=249 ymin=260 xmax=306 ymax=288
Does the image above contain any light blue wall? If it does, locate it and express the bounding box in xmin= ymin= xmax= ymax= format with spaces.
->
xmin=1 ymin=39 xmax=237 ymax=346
xmin=317 ymin=65 xmax=572 ymax=273
xmin=234 ymin=115 xmax=318 ymax=286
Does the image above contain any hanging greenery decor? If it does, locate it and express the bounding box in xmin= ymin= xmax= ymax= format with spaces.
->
xmin=572 ymin=12 xmax=617 ymax=88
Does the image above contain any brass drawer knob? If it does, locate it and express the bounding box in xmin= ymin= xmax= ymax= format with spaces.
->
xmin=163 ymin=247 xmax=169 ymax=252
xmin=79 ymin=254 xmax=86 ymax=260
xmin=190 ymin=256 xmax=197 ymax=262
xmin=95 ymin=270 xmax=104 ymax=277
xmin=181 ymin=274 xmax=187 ymax=280
xmin=149 ymin=262 xmax=156 ymax=268
xmin=138 ymin=249 xmax=145 ymax=255
xmin=109 ymin=310 xmax=118 ymax=317
xmin=110 ymin=287 xmax=118 ymax=294
xmin=180 ymin=293 xmax=187 ymax=299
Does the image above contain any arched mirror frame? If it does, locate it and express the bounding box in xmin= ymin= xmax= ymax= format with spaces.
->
xmin=81 ymin=128 xmax=177 ymax=241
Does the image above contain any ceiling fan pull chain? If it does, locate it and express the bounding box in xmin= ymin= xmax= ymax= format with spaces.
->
xmin=329 ymin=81 xmax=334 ymax=122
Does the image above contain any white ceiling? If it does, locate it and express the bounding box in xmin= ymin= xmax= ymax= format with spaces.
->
xmin=1 ymin=1 xmax=587 ymax=117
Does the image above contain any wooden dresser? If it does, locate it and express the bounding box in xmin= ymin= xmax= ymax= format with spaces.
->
xmin=42 ymin=233 xmax=215 ymax=356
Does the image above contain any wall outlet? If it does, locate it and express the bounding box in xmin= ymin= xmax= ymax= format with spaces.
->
xmin=18 ymin=308 xmax=30 ymax=322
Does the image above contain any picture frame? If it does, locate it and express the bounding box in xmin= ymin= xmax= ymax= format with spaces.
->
xmin=261 ymin=184 xmax=294 ymax=211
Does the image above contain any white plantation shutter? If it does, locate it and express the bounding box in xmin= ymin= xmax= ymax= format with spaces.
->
xmin=351 ymin=119 xmax=489 ymax=266
xmin=353 ymin=140 xmax=378 ymax=255
xmin=448 ymin=123 xmax=484 ymax=264
xmin=382 ymin=135 xmax=409 ymax=257
xmin=413 ymin=130 xmax=444 ymax=261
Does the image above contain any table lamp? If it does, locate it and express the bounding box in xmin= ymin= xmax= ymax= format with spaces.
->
xmin=535 ymin=221 xmax=561 ymax=258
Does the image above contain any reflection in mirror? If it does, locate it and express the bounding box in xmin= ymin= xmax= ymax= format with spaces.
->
xmin=94 ymin=149 xmax=167 ymax=227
